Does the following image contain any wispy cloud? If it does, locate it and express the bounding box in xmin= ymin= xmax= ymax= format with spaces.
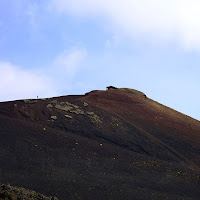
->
xmin=53 ymin=48 xmax=87 ymax=77
xmin=0 ymin=61 xmax=57 ymax=101
xmin=0 ymin=47 xmax=87 ymax=101
xmin=47 ymin=47 xmax=88 ymax=94
xmin=105 ymin=35 xmax=121 ymax=48
xmin=26 ymin=3 xmax=38 ymax=28
xmin=49 ymin=0 xmax=200 ymax=51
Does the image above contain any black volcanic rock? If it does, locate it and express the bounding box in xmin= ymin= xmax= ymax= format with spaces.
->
xmin=0 ymin=182 xmax=58 ymax=200
xmin=0 ymin=88 xmax=200 ymax=199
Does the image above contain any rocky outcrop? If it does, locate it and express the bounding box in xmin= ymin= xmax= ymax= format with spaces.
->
xmin=0 ymin=183 xmax=58 ymax=200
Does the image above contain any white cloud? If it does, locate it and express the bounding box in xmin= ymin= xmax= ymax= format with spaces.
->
xmin=53 ymin=48 xmax=87 ymax=77
xmin=0 ymin=47 xmax=87 ymax=102
xmin=0 ymin=61 xmax=57 ymax=102
xmin=49 ymin=0 xmax=200 ymax=51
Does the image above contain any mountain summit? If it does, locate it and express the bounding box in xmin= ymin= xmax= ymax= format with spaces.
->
xmin=0 ymin=87 xmax=200 ymax=199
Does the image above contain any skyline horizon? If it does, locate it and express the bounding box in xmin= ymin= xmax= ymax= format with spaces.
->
xmin=1 ymin=1 xmax=200 ymax=120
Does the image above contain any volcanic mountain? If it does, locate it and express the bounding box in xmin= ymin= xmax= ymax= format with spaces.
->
xmin=0 ymin=87 xmax=200 ymax=200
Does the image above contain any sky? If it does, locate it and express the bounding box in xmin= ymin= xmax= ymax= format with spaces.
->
xmin=0 ymin=0 xmax=200 ymax=120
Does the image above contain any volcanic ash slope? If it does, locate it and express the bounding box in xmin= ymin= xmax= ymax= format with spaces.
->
xmin=0 ymin=87 xmax=200 ymax=200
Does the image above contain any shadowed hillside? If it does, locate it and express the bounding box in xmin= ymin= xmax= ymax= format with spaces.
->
xmin=0 ymin=87 xmax=200 ymax=199
xmin=0 ymin=182 xmax=58 ymax=200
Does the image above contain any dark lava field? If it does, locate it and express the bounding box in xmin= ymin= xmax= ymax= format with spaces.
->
xmin=0 ymin=87 xmax=200 ymax=200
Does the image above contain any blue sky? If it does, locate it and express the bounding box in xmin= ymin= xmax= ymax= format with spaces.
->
xmin=1 ymin=0 xmax=200 ymax=120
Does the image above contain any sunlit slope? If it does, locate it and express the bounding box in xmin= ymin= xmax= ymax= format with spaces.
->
xmin=80 ymin=88 xmax=200 ymax=169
